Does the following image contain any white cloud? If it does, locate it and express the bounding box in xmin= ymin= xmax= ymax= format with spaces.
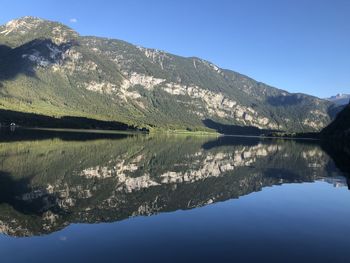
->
xmin=69 ymin=18 xmax=78 ymax=23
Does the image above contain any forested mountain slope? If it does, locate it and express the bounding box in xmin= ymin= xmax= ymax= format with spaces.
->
xmin=0 ymin=17 xmax=335 ymax=132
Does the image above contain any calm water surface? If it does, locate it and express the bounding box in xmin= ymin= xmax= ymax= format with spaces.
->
xmin=0 ymin=129 xmax=349 ymax=263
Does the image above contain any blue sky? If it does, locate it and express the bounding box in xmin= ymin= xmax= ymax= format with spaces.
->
xmin=1 ymin=0 xmax=349 ymax=98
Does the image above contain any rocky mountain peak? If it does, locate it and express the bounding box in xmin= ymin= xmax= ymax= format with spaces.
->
xmin=0 ymin=16 xmax=44 ymax=36
xmin=0 ymin=17 xmax=79 ymax=47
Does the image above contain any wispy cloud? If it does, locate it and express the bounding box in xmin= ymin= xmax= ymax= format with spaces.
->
xmin=69 ymin=18 xmax=78 ymax=23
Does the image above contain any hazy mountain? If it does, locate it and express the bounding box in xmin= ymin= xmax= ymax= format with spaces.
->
xmin=0 ymin=17 xmax=336 ymax=132
xmin=326 ymin=93 xmax=350 ymax=106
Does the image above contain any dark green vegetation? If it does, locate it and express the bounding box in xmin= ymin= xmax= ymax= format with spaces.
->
xmin=0 ymin=17 xmax=338 ymax=133
xmin=321 ymin=103 xmax=350 ymax=142
xmin=0 ymin=131 xmax=348 ymax=237
xmin=0 ymin=109 xmax=141 ymax=130
xmin=321 ymin=102 xmax=350 ymax=179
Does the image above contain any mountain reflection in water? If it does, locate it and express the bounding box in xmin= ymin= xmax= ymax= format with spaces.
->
xmin=0 ymin=130 xmax=348 ymax=237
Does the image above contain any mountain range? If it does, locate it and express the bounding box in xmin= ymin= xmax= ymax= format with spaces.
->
xmin=0 ymin=17 xmax=340 ymax=133
xmin=326 ymin=94 xmax=350 ymax=106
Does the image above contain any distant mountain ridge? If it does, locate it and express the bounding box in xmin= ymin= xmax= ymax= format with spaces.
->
xmin=0 ymin=17 xmax=337 ymax=132
xmin=326 ymin=93 xmax=350 ymax=106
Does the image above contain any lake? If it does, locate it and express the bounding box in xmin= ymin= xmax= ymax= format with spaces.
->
xmin=0 ymin=129 xmax=349 ymax=263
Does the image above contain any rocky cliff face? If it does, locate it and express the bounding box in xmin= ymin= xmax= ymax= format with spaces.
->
xmin=0 ymin=17 xmax=335 ymax=132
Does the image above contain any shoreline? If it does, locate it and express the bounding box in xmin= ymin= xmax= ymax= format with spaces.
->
xmin=0 ymin=126 xmax=323 ymax=140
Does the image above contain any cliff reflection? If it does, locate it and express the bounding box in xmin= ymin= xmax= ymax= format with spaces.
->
xmin=0 ymin=134 xmax=347 ymax=237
